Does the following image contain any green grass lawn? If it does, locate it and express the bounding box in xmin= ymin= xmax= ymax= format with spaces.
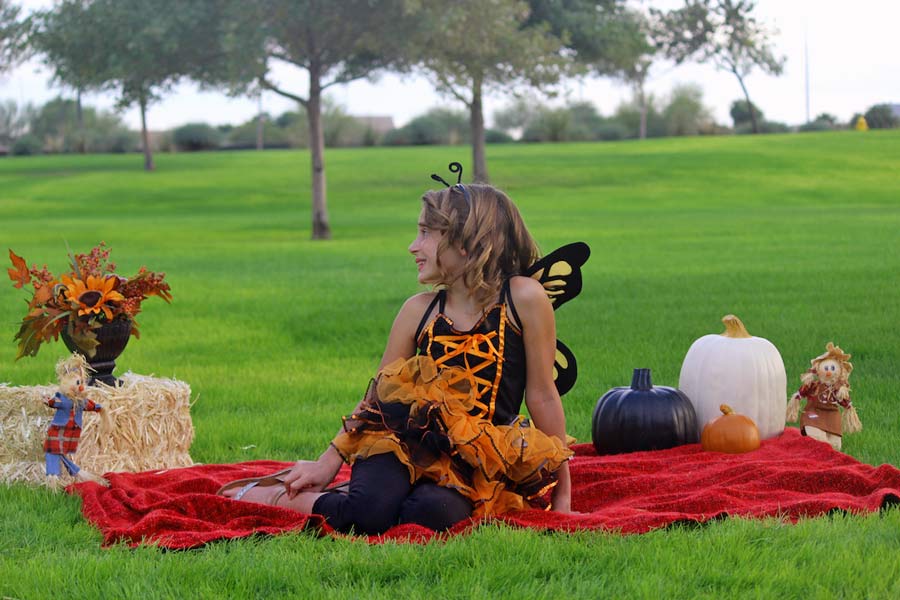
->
xmin=1 ymin=131 xmax=899 ymax=598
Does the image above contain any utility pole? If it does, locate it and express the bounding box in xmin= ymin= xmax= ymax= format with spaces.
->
xmin=804 ymin=27 xmax=810 ymax=124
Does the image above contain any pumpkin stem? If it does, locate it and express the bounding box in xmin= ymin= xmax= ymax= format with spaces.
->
xmin=630 ymin=368 xmax=653 ymax=391
xmin=721 ymin=315 xmax=751 ymax=338
xmin=719 ymin=404 xmax=734 ymax=416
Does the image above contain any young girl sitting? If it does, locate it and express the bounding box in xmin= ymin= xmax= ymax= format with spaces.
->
xmin=219 ymin=169 xmax=577 ymax=534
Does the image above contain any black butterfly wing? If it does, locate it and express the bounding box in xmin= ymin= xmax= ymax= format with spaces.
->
xmin=524 ymin=242 xmax=590 ymax=311
xmin=554 ymin=339 xmax=578 ymax=397
xmin=523 ymin=242 xmax=590 ymax=396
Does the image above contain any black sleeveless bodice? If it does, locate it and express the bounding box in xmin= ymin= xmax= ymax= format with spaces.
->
xmin=415 ymin=282 xmax=526 ymax=425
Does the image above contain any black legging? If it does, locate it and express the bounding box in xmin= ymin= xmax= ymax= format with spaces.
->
xmin=312 ymin=452 xmax=472 ymax=535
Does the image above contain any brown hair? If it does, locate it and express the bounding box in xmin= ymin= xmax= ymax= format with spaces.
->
xmin=421 ymin=184 xmax=539 ymax=307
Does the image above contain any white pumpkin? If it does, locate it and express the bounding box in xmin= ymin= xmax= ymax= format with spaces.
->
xmin=678 ymin=315 xmax=786 ymax=439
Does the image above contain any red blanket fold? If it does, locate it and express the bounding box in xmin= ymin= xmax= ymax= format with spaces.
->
xmin=71 ymin=428 xmax=900 ymax=549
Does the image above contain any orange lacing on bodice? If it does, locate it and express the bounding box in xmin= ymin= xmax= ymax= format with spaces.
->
xmin=423 ymin=303 xmax=509 ymax=420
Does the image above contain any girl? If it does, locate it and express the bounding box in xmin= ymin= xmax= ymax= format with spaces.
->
xmin=219 ymin=173 xmax=575 ymax=534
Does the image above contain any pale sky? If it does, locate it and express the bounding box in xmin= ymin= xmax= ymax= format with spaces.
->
xmin=2 ymin=0 xmax=898 ymax=131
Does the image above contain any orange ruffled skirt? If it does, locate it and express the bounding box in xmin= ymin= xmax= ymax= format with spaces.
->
xmin=331 ymin=355 xmax=572 ymax=517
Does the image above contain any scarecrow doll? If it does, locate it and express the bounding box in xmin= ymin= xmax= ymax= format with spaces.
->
xmin=43 ymin=353 xmax=108 ymax=486
xmin=787 ymin=342 xmax=861 ymax=451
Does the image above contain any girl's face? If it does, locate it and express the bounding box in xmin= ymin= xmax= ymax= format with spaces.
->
xmin=409 ymin=207 xmax=465 ymax=285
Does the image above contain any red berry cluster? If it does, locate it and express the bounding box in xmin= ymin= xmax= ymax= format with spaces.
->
xmin=119 ymin=268 xmax=172 ymax=315
xmin=121 ymin=297 xmax=142 ymax=318
xmin=75 ymin=242 xmax=117 ymax=279
xmin=28 ymin=264 xmax=55 ymax=287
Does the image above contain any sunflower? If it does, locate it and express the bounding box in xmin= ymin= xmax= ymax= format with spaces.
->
xmin=61 ymin=274 xmax=125 ymax=320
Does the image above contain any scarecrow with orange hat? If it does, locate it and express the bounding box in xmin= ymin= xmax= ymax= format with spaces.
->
xmin=787 ymin=342 xmax=861 ymax=451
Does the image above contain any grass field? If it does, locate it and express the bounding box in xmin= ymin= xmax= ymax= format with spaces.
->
xmin=1 ymin=131 xmax=899 ymax=598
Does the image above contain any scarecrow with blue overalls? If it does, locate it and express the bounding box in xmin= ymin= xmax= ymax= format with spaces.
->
xmin=43 ymin=353 xmax=109 ymax=486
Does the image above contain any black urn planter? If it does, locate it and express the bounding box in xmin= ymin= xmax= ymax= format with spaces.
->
xmin=61 ymin=318 xmax=132 ymax=386
xmin=591 ymin=368 xmax=699 ymax=455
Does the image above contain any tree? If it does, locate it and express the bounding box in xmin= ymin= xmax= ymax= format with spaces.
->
xmin=527 ymin=1 xmax=654 ymax=138
xmin=32 ymin=0 xmax=224 ymax=170
xmin=0 ymin=98 xmax=32 ymax=146
xmin=655 ymin=0 xmax=784 ymax=134
xmin=201 ymin=0 xmax=419 ymax=240
xmin=863 ymin=104 xmax=899 ymax=129
xmin=413 ymin=0 xmax=571 ymax=182
xmin=615 ymin=10 xmax=658 ymax=139
xmin=31 ymin=0 xmax=105 ymax=153
xmin=0 ymin=0 xmax=26 ymax=73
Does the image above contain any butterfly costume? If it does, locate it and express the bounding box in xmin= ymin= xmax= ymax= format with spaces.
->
xmin=330 ymin=164 xmax=590 ymax=518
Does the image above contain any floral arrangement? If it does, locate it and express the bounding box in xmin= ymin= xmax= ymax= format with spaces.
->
xmin=7 ymin=242 xmax=172 ymax=359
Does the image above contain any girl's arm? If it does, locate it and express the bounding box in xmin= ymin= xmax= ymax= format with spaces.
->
xmin=283 ymin=293 xmax=430 ymax=495
xmin=512 ymin=277 xmax=573 ymax=513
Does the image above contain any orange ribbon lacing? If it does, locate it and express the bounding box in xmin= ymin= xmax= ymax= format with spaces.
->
xmin=432 ymin=331 xmax=503 ymax=401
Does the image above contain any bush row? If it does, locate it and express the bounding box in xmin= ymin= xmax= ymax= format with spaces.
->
xmin=3 ymin=96 xmax=897 ymax=156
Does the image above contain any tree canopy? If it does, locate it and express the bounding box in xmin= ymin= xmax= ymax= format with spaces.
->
xmin=409 ymin=1 xmax=648 ymax=181
xmin=654 ymin=0 xmax=784 ymax=133
xmin=0 ymin=0 xmax=27 ymax=73
xmin=32 ymin=0 xmax=224 ymax=169
xmin=198 ymin=0 xmax=420 ymax=239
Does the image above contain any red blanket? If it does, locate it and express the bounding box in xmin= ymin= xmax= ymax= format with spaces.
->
xmin=71 ymin=428 xmax=900 ymax=548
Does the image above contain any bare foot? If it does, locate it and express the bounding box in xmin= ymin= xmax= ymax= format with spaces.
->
xmin=222 ymin=483 xmax=323 ymax=514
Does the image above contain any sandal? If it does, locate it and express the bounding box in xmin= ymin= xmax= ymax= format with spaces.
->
xmin=216 ymin=468 xmax=292 ymax=505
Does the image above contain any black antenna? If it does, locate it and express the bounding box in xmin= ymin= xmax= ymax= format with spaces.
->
xmin=448 ymin=162 xmax=463 ymax=183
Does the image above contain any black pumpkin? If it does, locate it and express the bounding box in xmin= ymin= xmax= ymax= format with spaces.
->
xmin=592 ymin=368 xmax=699 ymax=455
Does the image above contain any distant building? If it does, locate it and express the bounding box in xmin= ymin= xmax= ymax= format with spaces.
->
xmin=354 ymin=116 xmax=394 ymax=135
xmin=891 ymin=104 xmax=900 ymax=120
xmin=0 ymin=144 xmax=8 ymax=156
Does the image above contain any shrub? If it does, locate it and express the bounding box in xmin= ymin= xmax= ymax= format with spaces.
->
xmin=383 ymin=109 xmax=469 ymax=146
xmin=730 ymin=99 xmax=764 ymax=128
xmin=485 ymin=129 xmax=513 ymax=144
xmin=594 ymin=121 xmax=629 ymax=141
xmin=223 ymin=119 xmax=290 ymax=149
xmin=613 ymin=101 xmax=666 ymax=139
xmin=172 ymin=123 xmax=222 ymax=151
xmin=798 ymin=119 xmax=835 ymax=133
xmin=521 ymin=109 xmax=571 ymax=142
xmin=735 ymin=120 xmax=790 ymax=135
xmin=96 ymin=129 xmax=138 ymax=153
xmin=11 ymin=134 xmax=42 ymax=155
xmin=663 ymin=84 xmax=713 ymax=137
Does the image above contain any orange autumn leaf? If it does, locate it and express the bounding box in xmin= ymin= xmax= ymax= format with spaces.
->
xmin=31 ymin=283 xmax=53 ymax=307
xmin=7 ymin=250 xmax=29 ymax=289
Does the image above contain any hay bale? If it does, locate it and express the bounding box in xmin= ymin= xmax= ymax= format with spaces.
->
xmin=0 ymin=372 xmax=194 ymax=487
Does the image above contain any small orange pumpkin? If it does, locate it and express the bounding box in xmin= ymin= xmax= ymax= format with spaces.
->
xmin=701 ymin=404 xmax=761 ymax=454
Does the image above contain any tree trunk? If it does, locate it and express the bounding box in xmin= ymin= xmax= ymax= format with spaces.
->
xmin=469 ymin=76 xmax=489 ymax=183
xmin=76 ymin=89 xmax=86 ymax=154
xmin=139 ymin=96 xmax=155 ymax=171
xmin=734 ymin=69 xmax=759 ymax=134
xmin=637 ymin=83 xmax=648 ymax=140
xmin=256 ymin=92 xmax=264 ymax=151
xmin=307 ymin=63 xmax=331 ymax=240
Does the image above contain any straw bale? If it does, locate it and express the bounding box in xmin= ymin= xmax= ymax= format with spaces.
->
xmin=0 ymin=372 xmax=194 ymax=487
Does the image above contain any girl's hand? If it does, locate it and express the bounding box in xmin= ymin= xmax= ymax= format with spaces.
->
xmin=282 ymin=457 xmax=341 ymax=497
